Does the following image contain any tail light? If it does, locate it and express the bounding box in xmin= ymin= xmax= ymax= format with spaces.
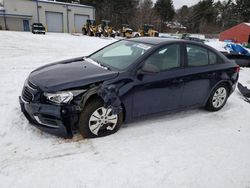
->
xmin=234 ymin=65 xmax=240 ymax=73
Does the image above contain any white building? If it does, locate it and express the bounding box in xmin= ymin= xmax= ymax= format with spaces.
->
xmin=0 ymin=0 xmax=95 ymax=33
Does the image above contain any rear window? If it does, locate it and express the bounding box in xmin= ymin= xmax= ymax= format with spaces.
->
xmin=186 ymin=44 xmax=224 ymax=66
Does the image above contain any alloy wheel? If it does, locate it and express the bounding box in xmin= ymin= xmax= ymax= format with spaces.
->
xmin=212 ymin=87 xmax=227 ymax=108
xmin=89 ymin=107 xmax=118 ymax=135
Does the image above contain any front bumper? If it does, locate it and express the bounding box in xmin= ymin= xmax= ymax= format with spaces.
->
xmin=32 ymin=30 xmax=46 ymax=34
xmin=19 ymin=97 xmax=79 ymax=138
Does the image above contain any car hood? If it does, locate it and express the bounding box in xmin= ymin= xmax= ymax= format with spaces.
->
xmin=29 ymin=57 xmax=119 ymax=92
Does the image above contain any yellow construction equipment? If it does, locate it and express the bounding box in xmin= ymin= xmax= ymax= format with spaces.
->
xmin=101 ymin=20 xmax=116 ymax=38
xmin=139 ymin=24 xmax=159 ymax=37
xmin=82 ymin=19 xmax=102 ymax=37
xmin=117 ymin=24 xmax=133 ymax=38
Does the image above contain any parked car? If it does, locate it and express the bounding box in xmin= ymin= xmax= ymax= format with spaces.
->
xmin=31 ymin=23 xmax=46 ymax=34
xmin=19 ymin=38 xmax=239 ymax=138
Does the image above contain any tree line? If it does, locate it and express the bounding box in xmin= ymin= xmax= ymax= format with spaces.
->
xmin=57 ymin=0 xmax=250 ymax=34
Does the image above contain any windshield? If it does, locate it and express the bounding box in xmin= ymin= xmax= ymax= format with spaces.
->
xmin=89 ymin=40 xmax=152 ymax=70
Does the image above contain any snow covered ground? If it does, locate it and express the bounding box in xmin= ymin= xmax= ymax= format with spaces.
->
xmin=0 ymin=31 xmax=250 ymax=188
xmin=205 ymin=39 xmax=228 ymax=52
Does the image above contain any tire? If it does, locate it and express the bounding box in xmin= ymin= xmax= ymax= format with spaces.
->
xmin=205 ymin=83 xmax=229 ymax=111
xmin=103 ymin=32 xmax=108 ymax=37
xmin=78 ymin=98 xmax=123 ymax=138
xmin=82 ymin=29 xmax=87 ymax=35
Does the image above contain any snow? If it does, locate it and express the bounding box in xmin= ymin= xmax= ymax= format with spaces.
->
xmin=0 ymin=31 xmax=250 ymax=188
xmin=244 ymin=22 xmax=250 ymax=27
xmin=205 ymin=38 xmax=250 ymax=54
xmin=84 ymin=57 xmax=108 ymax=70
xmin=205 ymin=39 xmax=228 ymax=52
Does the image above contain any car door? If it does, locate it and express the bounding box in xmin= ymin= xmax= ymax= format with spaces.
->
xmin=132 ymin=43 xmax=185 ymax=117
xmin=181 ymin=43 xmax=222 ymax=107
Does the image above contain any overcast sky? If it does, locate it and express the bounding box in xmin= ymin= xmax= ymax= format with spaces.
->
xmin=172 ymin=0 xmax=202 ymax=9
xmin=153 ymin=0 xmax=219 ymax=9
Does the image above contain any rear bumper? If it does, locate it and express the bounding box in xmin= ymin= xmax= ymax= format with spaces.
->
xmin=19 ymin=97 xmax=78 ymax=138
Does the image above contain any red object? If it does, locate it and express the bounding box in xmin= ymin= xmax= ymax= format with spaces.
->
xmin=219 ymin=23 xmax=250 ymax=43
xmin=234 ymin=65 xmax=240 ymax=73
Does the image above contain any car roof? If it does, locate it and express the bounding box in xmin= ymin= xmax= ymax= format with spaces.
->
xmin=127 ymin=37 xmax=184 ymax=45
xmin=126 ymin=37 xmax=226 ymax=58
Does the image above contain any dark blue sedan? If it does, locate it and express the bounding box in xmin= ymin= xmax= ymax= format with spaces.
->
xmin=19 ymin=38 xmax=239 ymax=138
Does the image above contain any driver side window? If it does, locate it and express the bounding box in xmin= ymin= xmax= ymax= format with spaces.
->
xmin=144 ymin=44 xmax=181 ymax=71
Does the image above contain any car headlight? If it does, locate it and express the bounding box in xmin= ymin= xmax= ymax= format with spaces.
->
xmin=44 ymin=90 xmax=87 ymax=104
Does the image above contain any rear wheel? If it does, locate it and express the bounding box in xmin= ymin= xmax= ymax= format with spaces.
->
xmin=78 ymin=98 xmax=123 ymax=138
xmin=205 ymin=83 xmax=229 ymax=111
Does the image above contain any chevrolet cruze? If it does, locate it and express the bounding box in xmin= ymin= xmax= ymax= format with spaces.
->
xmin=19 ymin=38 xmax=239 ymax=138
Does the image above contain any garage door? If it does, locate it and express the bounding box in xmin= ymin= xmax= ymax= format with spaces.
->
xmin=46 ymin=12 xmax=63 ymax=33
xmin=74 ymin=14 xmax=89 ymax=33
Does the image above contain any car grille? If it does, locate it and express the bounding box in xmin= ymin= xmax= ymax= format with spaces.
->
xmin=22 ymin=87 xmax=34 ymax=103
xmin=21 ymin=81 xmax=38 ymax=103
xmin=28 ymin=81 xmax=38 ymax=90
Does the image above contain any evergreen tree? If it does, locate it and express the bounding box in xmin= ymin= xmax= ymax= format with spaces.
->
xmin=187 ymin=0 xmax=216 ymax=33
xmin=235 ymin=0 xmax=250 ymax=22
xmin=154 ymin=0 xmax=175 ymax=22
xmin=176 ymin=5 xmax=189 ymax=27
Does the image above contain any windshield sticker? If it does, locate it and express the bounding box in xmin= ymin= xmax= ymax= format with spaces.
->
xmin=133 ymin=44 xmax=151 ymax=50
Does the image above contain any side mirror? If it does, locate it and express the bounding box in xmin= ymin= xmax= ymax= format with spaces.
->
xmin=138 ymin=64 xmax=160 ymax=75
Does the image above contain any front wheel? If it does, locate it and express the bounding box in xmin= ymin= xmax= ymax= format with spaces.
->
xmin=205 ymin=83 xmax=229 ymax=111
xmin=78 ymin=98 xmax=123 ymax=138
xmin=82 ymin=29 xmax=87 ymax=35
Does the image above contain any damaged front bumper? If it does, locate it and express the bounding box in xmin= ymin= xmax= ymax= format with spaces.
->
xmin=19 ymin=97 xmax=79 ymax=138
